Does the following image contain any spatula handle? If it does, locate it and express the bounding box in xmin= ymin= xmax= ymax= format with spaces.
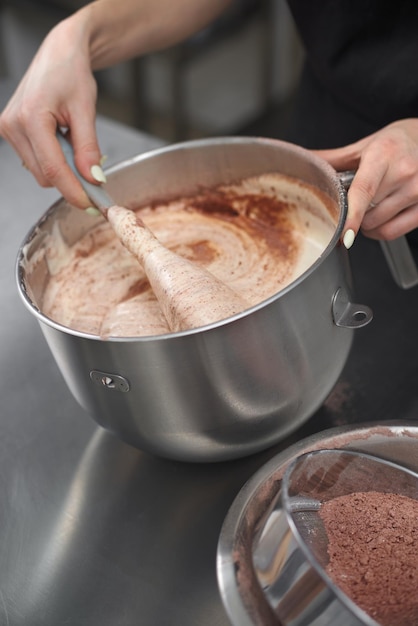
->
xmin=57 ymin=131 xmax=114 ymax=212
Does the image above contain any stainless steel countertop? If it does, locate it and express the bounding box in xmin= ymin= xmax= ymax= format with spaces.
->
xmin=1 ymin=117 xmax=418 ymax=626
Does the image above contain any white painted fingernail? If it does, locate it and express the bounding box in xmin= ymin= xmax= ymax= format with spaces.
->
xmin=343 ymin=228 xmax=356 ymax=249
xmin=100 ymin=154 xmax=108 ymax=166
xmin=90 ymin=164 xmax=107 ymax=183
xmin=85 ymin=206 xmax=101 ymax=217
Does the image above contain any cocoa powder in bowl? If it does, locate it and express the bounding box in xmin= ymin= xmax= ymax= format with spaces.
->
xmin=320 ymin=491 xmax=418 ymax=626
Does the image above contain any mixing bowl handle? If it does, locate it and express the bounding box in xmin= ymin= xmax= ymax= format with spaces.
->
xmin=338 ymin=170 xmax=418 ymax=289
xmin=332 ymin=287 xmax=373 ymax=329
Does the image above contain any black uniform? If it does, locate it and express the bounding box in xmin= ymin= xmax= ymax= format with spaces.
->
xmin=284 ymin=0 xmax=418 ymax=148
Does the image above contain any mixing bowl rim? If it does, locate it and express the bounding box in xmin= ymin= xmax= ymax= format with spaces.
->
xmin=15 ymin=135 xmax=347 ymax=342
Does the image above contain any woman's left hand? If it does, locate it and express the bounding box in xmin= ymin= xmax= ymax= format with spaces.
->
xmin=313 ymin=118 xmax=418 ymax=248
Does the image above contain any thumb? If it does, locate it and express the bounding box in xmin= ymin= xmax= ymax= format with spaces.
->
xmin=312 ymin=141 xmax=366 ymax=248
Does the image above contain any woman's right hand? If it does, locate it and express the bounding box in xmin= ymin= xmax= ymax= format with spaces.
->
xmin=0 ymin=10 xmax=105 ymax=209
xmin=0 ymin=0 xmax=234 ymax=209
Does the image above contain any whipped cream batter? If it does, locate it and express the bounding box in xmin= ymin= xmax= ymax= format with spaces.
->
xmin=41 ymin=173 xmax=338 ymax=337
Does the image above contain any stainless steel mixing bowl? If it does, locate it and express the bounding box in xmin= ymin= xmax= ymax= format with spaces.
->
xmin=16 ymin=137 xmax=372 ymax=462
xmin=217 ymin=422 xmax=418 ymax=624
xmin=256 ymin=448 xmax=418 ymax=625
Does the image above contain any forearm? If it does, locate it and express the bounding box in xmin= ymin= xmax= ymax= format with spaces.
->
xmin=74 ymin=0 xmax=233 ymax=70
